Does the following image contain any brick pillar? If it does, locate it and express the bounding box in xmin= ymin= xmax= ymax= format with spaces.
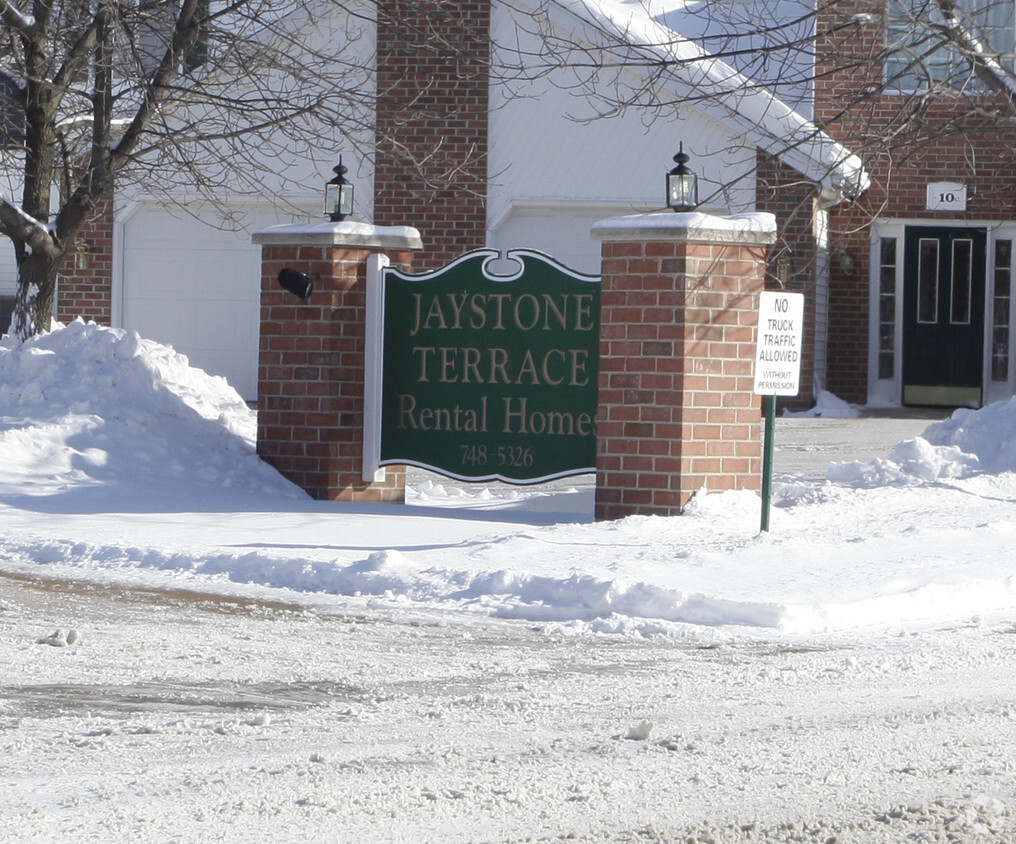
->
xmin=57 ymin=192 xmax=114 ymax=324
xmin=592 ymin=213 xmax=777 ymax=520
xmin=374 ymin=0 xmax=491 ymax=271
xmin=252 ymin=222 xmax=422 ymax=502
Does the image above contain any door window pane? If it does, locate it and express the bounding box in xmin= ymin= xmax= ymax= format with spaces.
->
xmin=993 ymin=239 xmax=1012 ymax=382
xmin=918 ymin=238 xmax=939 ymax=323
xmin=950 ymin=239 xmax=973 ymax=325
xmin=878 ymin=237 xmax=897 ymax=379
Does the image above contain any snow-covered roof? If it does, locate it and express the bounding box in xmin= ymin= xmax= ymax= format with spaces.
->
xmin=529 ymin=0 xmax=869 ymax=203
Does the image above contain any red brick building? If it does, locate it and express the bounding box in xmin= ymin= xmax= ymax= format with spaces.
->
xmin=804 ymin=0 xmax=1016 ymax=408
xmin=18 ymin=0 xmax=959 ymax=414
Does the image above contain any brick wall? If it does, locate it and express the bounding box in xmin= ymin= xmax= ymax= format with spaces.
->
xmin=255 ymin=232 xmax=417 ymax=501
xmin=814 ymin=0 xmax=1016 ymax=402
xmin=755 ymin=151 xmax=820 ymax=409
xmin=593 ymin=219 xmax=774 ymax=519
xmin=56 ymin=192 xmax=114 ymax=325
xmin=374 ymin=0 xmax=491 ymax=271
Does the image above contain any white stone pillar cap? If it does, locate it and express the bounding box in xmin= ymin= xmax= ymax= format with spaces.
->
xmin=253 ymin=221 xmax=423 ymax=250
xmin=592 ymin=211 xmax=777 ymax=246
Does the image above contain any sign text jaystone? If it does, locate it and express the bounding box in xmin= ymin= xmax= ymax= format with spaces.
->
xmin=368 ymin=250 xmax=601 ymax=483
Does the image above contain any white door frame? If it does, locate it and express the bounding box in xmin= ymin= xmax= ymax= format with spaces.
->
xmin=869 ymin=218 xmax=1016 ymax=407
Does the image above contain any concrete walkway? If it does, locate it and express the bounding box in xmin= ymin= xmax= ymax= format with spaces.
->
xmin=773 ymin=410 xmax=950 ymax=480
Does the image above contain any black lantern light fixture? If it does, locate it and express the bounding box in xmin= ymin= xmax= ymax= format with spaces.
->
xmin=667 ymin=143 xmax=699 ymax=212
xmin=325 ymin=155 xmax=354 ymax=222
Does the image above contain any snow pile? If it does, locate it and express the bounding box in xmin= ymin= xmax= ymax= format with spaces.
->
xmin=0 ymin=320 xmax=303 ymax=506
xmin=784 ymin=388 xmax=860 ymax=418
xmin=828 ymin=398 xmax=1016 ymax=485
xmin=923 ymin=398 xmax=1016 ymax=472
xmin=5 ymin=322 xmax=1016 ymax=636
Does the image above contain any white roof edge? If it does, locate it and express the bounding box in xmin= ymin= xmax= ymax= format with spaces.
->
xmin=529 ymin=0 xmax=869 ymax=204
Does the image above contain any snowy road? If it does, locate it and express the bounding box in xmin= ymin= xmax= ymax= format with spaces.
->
xmin=5 ymin=569 xmax=1016 ymax=842
xmin=4 ymin=324 xmax=1016 ymax=842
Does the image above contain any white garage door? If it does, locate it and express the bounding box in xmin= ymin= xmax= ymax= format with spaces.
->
xmin=120 ymin=203 xmax=275 ymax=401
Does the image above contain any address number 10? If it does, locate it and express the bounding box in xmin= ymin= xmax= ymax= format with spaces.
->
xmin=926 ymin=183 xmax=967 ymax=211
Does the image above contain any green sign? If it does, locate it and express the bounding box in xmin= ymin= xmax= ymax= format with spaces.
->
xmin=372 ymin=249 xmax=600 ymax=483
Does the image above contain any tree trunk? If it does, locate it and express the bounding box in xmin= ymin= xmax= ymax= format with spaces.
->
xmin=11 ymin=251 xmax=59 ymax=342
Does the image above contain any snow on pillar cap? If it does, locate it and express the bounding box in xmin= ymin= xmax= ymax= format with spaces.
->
xmin=591 ymin=211 xmax=777 ymax=246
xmin=252 ymin=221 xmax=422 ymax=250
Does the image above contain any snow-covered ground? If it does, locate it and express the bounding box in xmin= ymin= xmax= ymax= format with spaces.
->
xmin=3 ymin=322 xmax=1016 ymax=842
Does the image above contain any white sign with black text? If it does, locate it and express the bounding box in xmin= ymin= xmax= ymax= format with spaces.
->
xmin=926 ymin=181 xmax=967 ymax=212
xmin=754 ymin=291 xmax=804 ymax=396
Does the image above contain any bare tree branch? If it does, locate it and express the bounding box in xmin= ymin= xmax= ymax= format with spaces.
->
xmin=0 ymin=1 xmax=34 ymax=32
xmin=931 ymin=0 xmax=1016 ymax=109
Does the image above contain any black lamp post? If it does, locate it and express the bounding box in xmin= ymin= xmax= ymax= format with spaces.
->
xmin=667 ymin=144 xmax=699 ymax=212
xmin=325 ymin=156 xmax=354 ymax=222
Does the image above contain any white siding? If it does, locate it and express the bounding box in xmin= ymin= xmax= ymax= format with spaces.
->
xmin=488 ymin=1 xmax=759 ymax=261
xmin=118 ymin=202 xmax=301 ymax=400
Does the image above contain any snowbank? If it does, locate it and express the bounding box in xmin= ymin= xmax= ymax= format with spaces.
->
xmin=828 ymin=398 xmax=1016 ymax=485
xmin=4 ymin=322 xmax=1016 ymax=637
xmin=0 ymin=320 xmax=303 ymax=506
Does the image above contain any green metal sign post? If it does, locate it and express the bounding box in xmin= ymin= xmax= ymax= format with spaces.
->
xmin=365 ymin=249 xmax=600 ymax=484
xmin=760 ymin=394 xmax=777 ymax=532
xmin=754 ymin=291 xmax=805 ymax=532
